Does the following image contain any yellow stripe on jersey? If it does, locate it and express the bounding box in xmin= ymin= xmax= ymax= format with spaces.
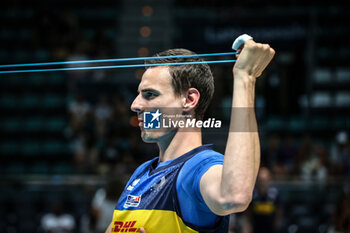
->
xmin=112 ymin=209 xmax=198 ymax=233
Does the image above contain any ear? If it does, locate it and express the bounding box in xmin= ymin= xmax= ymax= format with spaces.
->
xmin=183 ymin=88 xmax=200 ymax=113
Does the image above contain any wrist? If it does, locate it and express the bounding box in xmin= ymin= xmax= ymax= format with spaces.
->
xmin=233 ymin=69 xmax=256 ymax=84
xmin=232 ymin=72 xmax=256 ymax=107
xmin=233 ymin=74 xmax=256 ymax=90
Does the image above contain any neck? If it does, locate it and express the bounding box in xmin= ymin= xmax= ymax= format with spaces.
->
xmin=157 ymin=128 xmax=202 ymax=162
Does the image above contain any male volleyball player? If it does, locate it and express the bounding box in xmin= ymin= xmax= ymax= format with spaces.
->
xmin=105 ymin=38 xmax=275 ymax=233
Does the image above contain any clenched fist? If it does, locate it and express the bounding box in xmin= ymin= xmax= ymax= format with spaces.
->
xmin=234 ymin=40 xmax=275 ymax=80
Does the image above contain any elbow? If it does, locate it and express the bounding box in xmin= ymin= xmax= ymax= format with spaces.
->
xmin=218 ymin=192 xmax=252 ymax=215
xmin=233 ymin=192 xmax=252 ymax=211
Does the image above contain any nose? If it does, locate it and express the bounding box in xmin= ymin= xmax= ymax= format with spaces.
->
xmin=130 ymin=94 xmax=143 ymax=114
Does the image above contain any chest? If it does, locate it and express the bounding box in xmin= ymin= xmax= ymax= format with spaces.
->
xmin=117 ymin=163 xmax=182 ymax=211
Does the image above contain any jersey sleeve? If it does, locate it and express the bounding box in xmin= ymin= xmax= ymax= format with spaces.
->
xmin=176 ymin=150 xmax=224 ymax=227
xmin=191 ymin=151 xmax=224 ymax=204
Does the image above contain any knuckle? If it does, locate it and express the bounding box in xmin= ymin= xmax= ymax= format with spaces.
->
xmin=263 ymin=44 xmax=270 ymax=50
xmin=246 ymin=42 xmax=255 ymax=49
xmin=249 ymin=43 xmax=261 ymax=51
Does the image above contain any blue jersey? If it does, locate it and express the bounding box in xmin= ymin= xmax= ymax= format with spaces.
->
xmin=112 ymin=144 xmax=229 ymax=233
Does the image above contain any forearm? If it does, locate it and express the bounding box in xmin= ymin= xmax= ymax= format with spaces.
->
xmin=220 ymin=73 xmax=260 ymax=207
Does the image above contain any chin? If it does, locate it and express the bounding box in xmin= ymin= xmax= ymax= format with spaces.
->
xmin=140 ymin=131 xmax=161 ymax=143
xmin=140 ymin=129 xmax=176 ymax=143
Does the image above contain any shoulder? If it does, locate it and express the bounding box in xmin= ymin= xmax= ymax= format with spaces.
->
xmin=177 ymin=148 xmax=224 ymax=198
xmin=185 ymin=149 xmax=224 ymax=169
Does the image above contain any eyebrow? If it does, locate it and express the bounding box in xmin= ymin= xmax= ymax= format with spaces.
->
xmin=138 ymin=88 xmax=160 ymax=94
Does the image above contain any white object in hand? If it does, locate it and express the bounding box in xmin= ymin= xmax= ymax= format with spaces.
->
xmin=232 ymin=34 xmax=253 ymax=51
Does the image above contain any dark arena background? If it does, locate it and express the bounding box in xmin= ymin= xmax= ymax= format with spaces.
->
xmin=0 ymin=0 xmax=349 ymax=233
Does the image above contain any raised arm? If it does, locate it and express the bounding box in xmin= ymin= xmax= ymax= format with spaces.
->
xmin=200 ymin=39 xmax=275 ymax=216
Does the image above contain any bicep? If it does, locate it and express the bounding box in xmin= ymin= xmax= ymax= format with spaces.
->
xmin=199 ymin=165 xmax=228 ymax=216
xmin=200 ymin=164 xmax=249 ymax=216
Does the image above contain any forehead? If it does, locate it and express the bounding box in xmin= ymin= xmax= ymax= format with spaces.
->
xmin=138 ymin=66 xmax=173 ymax=92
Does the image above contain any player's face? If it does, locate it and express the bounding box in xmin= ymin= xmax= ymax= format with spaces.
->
xmin=131 ymin=66 xmax=184 ymax=142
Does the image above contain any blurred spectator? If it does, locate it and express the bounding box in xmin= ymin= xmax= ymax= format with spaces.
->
xmin=327 ymin=193 xmax=350 ymax=233
xmin=69 ymin=94 xmax=91 ymax=133
xmin=128 ymin=132 xmax=147 ymax=163
xmin=41 ymin=201 xmax=76 ymax=233
xmin=73 ymin=131 xmax=99 ymax=173
xmin=297 ymin=137 xmax=328 ymax=181
xmin=80 ymin=178 xmax=125 ymax=233
xmin=228 ymin=213 xmax=251 ymax=233
xmin=95 ymin=96 xmax=112 ymax=123
xmin=330 ymin=131 xmax=350 ymax=176
xmin=261 ymin=135 xmax=281 ymax=173
xmin=96 ymin=135 xmax=123 ymax=175
xmin=94 ymin=96 xmax=112 ymax=139
xmin=111 ymin=152 xmax=138 ymax=177
xmin=277 ymin=135 xmax=298 ymax=175
xmin=103 ymin=136 xmax=121 ymax=162
xmin=247 ymin=167 xmax=282 ymax=233
xmin=66 ymin=38 xmax=93 ymax=82
xmin=110 ymin=95 xmax=130 ymax=129
xmin=255 ymin=94 xmax=266 ymax=121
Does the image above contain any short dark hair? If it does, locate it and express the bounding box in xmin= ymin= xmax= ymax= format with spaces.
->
xmin=145 ymin=48 xmax=214 ymax=119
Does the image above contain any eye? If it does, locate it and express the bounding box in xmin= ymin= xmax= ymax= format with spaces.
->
xmin=142 ymin=91 xmax=158 ymax=99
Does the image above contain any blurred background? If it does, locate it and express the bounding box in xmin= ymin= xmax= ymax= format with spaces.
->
xmin=0 ymin=0 xmax=349 ymax=233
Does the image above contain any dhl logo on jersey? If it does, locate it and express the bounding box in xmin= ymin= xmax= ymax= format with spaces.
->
xmin=112 ymin=221 xmax=140 ymax=232
xmin=112 ymin=209 xmax=198 ymax=233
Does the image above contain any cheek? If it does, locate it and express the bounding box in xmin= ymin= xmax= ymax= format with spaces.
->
xmin=163 ymin=95 xmax=183 ymax=108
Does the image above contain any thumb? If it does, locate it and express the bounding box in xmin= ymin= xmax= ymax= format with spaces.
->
xmin=140 ymin=227 xmax=147 ymax=233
